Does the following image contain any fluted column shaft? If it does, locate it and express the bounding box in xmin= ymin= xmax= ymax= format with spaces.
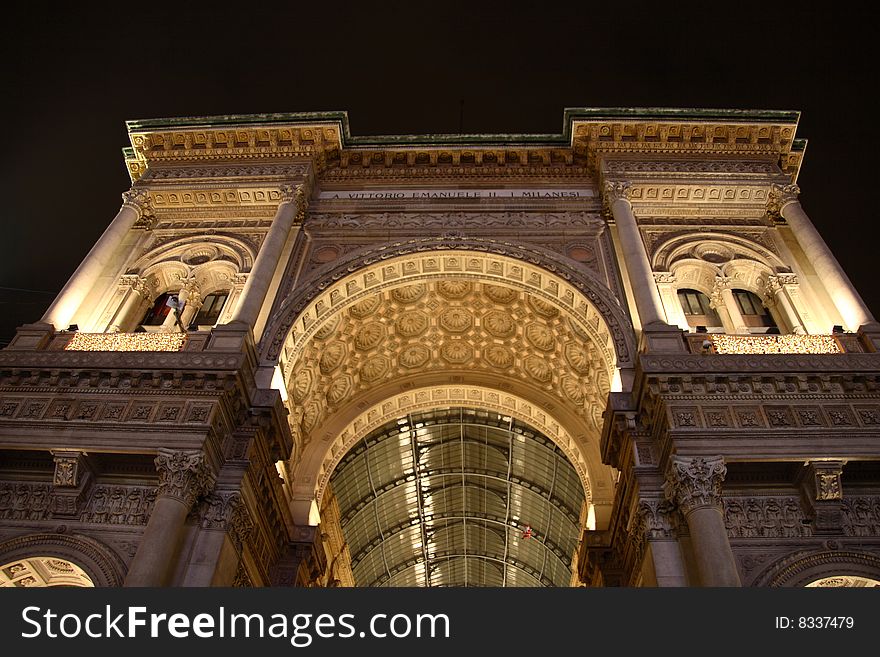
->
xmin=665 ymin=456 xmax=740 ymax=587
xmin=124 ymin=450 xmax=214 ymax=586
xmin=720 ymin=286 xmax=748 ymax=333
xmin=774 ymin=184 xmax=874 ymax=330
xmin=230 ymin=185 xmax=300 ymax=327
xmin=767 ymin=277 xmax=805 ymax=334
xmin=606 ymin=182 xmax=667 ymax=326
xmin=108 ymin=277 xmax=150 ymax=332
xmin=43 ymin=189 xmax=149 ymax=330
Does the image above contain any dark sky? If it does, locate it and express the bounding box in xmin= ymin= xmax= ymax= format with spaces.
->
xmin=2 ymin=2 xmax=877 ymax=343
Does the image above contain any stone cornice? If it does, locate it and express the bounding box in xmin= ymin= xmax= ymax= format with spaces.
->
xmin=640 ymin=353 xmax=880 ymax=374
xmin=122 ymin=107 xmax=804 ymax=183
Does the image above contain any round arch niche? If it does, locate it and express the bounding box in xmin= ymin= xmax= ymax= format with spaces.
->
xmin=270 ymin=244 xmax=632 ymax=532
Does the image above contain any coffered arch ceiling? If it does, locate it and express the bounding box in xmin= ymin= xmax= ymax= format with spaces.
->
xmin=278 ymin=259 xmax=628 ymax=525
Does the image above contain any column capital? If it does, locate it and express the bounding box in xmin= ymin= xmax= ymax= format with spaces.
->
xmin=603 ymin=180 xmax=633 ymax=205
xmin=198 ymin=491 xmax=254 ymax=553
xmin=121 ymin=187 xmax=152 ymax=218
xmin=664 ymin=455 xmax=727 ymax=515
xmin=767 ymin=183 xmax=801 ymax=216
xmin=51 ymin=450 xmax=88 ymax=488
xmin=806 ymin=460 xmax=846 ymax=501
xmin=120 ymin=274 xmax=152 ymax=298
xmin=636 ymin=498 xmax=680 ymax=540
xmin=155 ymin=449 xmax=215 ymax=508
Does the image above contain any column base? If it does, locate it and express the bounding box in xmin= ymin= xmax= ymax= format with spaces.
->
xmin=209 ymin=321 xmax=253 ymax=351
xmin=5 ymin=322 xmax=56 ymax=350
xmin=857 ymin=322 xmax=880 ymax=352
xmin=639 ymin=322 xmax=688 ymax=354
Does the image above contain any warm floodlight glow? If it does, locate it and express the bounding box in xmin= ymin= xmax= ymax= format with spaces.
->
xmin=64 ymin=332 xmax=187 ymax=352
xmin=271 ymin=365 xmax=289 ymax=402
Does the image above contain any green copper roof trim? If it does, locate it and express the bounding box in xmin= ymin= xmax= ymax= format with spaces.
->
xmin=125 ymin=107 xmax=801 ymax=149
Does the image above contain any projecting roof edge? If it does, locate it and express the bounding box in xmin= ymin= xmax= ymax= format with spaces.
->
xmin=125 ymin=107 xmax=802 ymax=148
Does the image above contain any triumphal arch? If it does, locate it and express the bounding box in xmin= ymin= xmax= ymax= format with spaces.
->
xmin=2 ymin=108 xmax=879 ymax=587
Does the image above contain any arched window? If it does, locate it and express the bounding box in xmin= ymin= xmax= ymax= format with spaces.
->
xmin=732 ymin=289 xmax=778 ymax=333
xmin=140 ymin=292 xmax=173 ymax=326
xmin=677 ymin=288 xmax=722 ymax=332
xmin=189 ymin=291 xmax=229 ymax=329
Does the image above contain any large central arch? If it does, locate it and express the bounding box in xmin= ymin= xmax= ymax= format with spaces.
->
xmin=260 ymin=239 xmax=636 ymax=532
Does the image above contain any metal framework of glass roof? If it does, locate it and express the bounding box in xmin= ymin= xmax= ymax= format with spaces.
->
xmin=329 ymin=408 xmax=586 ymax=587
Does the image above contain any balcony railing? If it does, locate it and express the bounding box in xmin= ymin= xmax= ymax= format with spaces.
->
xmin=63 ymin=332 xmax=188 ymax=352
xmin=684 ymin=333 xmax=849 ymax=355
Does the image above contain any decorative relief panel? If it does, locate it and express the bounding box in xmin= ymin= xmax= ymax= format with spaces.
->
xmin=724 ymin=496 xmax=811 ymax=538
xmin=841 ymin=497 xmax=880 ymax=536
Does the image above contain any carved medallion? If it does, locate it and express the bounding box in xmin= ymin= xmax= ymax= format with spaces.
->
xmin=313 ymin=315 xmax=341 ymax=340
xmin=527 ymin=295 xmax=559 ymax=318
xmin=440 ymin=341 xmax=473 ymax=364
xmin=355 ymin=322 xmax=386 ymax=351
xmin=483 ymin=311 xmax=516 ymax=338
xmin=396 ymin=310 xmax=429 ymax=337
xmin=360 ymin=356 xmax=390 ymax=382
xmin=319 ymin=342 xmax=347 ymax=374
xmin=301 ymin=402 xmax=320 ymax=433
xmin=483 ymin=284 xmax=518 ymax=304
xmin=399 ymin=345 xmax=431 ymax=369
xmin=437 ymin=280 xmax=472 ymax=299
xmin=483 ymin=345 xmax=514 ymax=369
xmin=326 ymin=376 xmax=352 ymax=405
xmin=349 ymin=294 xmax=382 ymax=318
xmin=525 ymin=323 xmax=555 ymax=352
xmin=524 ymin=356 xmax=552 ymax=383
xmin=391 ymin=283 xmax=427 ymax=304
xmin=564 ymin=342 xmax=593 ymax=374
xmin=439 ymin=308 xmax=473 ymax=333
xmin=561 ymin=375 xmax=585 ymax=403
xmin=291 ymin=369 xmax=312 ymax=403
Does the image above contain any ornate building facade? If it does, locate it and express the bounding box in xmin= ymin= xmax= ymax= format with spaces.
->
xmin=1 ymin=108 xmax=879 ymax=588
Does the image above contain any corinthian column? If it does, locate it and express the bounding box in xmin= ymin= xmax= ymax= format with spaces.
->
xmin=182 ymin=491 xmax=253 ymax=586
xmin=605 ymin=181 xmax=667 ymax=327
xmin=124 ymin=449 xmax=215 ymax=587
xmin=664 ymin=455 xmax=741 ymax=586
xmin=764 ymin=274 xmax=806 ymax=334
xmin=635 ymin=498 xmax=687 ymax=586
xmin=770 ymin=184 xmax=875 ymax=331
xmin=43 ymin=188 xmax=150 ymax=331
xmin=230 ymin=184 xmax=302 ymax=328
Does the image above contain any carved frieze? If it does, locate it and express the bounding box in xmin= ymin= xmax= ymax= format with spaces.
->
xmin=79 ymin=485 xmax=156 ymax=525
xmin=841 ymin=497 xmax=880 ymax=536
xmin=724 ymin=496 xmax=810 ymax=538
xmin=0 ymin=482 xmax=53 ymax=521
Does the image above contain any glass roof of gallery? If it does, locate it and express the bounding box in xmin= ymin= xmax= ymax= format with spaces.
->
xmin=329 ymin=407 xmax=586 ymax=587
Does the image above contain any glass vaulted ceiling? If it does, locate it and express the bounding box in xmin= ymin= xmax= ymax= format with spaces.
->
xmin=329 ymin=408 xmax=586 ymax=587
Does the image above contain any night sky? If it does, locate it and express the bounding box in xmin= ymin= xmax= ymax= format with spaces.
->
xmin=2 ymin=2 xmax=877 ymax=344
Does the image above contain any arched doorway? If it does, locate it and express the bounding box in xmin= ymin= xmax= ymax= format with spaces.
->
xmin=261 ymin=245 xmax=635 ymax=586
